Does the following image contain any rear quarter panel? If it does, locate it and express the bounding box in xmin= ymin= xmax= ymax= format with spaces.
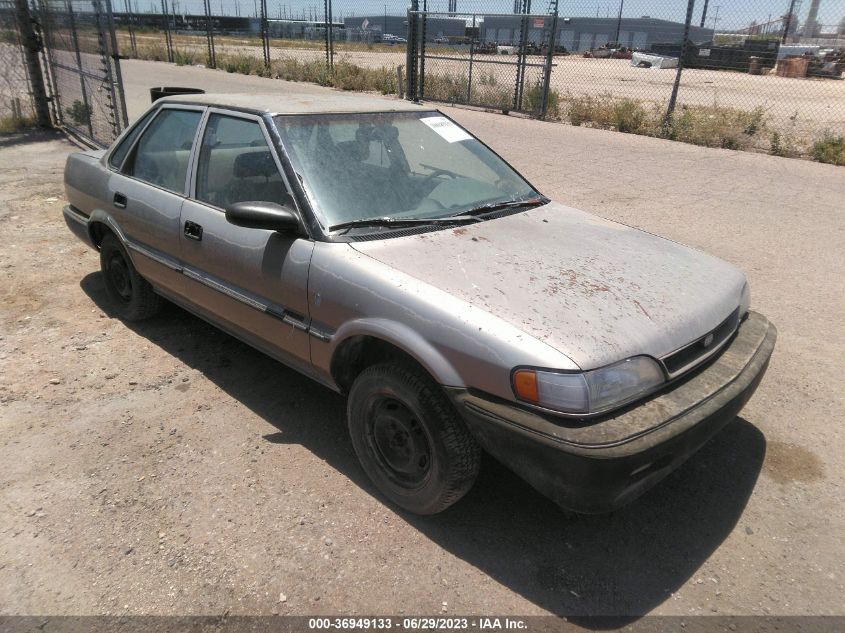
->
xmin=64 ymin=151 xmax=109 ymax=218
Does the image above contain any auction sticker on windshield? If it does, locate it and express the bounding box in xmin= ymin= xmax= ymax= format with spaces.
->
xmin=421 ymin=116 xmax=473 ymax=143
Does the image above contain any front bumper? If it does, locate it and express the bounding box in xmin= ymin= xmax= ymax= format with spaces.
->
xmin=448 ymin=311 xmax=776 ymax=513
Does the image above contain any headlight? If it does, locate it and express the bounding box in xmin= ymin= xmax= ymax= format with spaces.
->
xmin=740 ymin=281 xmax=751 ymax=317
xmin=513 ymin=356 xmax=665 ymax=415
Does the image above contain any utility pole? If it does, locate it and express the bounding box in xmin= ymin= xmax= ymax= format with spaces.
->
xmin=782 ymin=0 xmax=797 ymax=43
xmin=613 ymin=0 xmax=624 ymax=45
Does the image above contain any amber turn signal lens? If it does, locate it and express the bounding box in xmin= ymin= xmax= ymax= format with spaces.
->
xmin=513 ymin=369 xmax=540 ymax=403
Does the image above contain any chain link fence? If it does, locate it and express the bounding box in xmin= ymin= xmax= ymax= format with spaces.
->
xmin=7 ymin=0 xmax=841 ymax=161
xmin=544 ymin=0 xmax=844 ymax=157
xmin=1 ymin=0 xmax=39 ymax=131
xmin=37 ymin=0 xmax=128 ymax=146
xmin=405 ymin=1 xmax=562 ymax=117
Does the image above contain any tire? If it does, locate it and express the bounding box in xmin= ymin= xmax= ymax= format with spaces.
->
xmin=347 ymin=362 xmax=481 ymax=514
xmin=99 ymin=233 xmax=163 ymax=321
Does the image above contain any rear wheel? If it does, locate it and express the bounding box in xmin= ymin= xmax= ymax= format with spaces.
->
xmin=348 ymin=362 xmax=481 ymax=514
xmin=99 ymin=234 xmax=163 ymax=321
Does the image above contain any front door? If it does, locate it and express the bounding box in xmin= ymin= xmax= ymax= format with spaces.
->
xmin=178 ymin=111 xmax=314 ymax=366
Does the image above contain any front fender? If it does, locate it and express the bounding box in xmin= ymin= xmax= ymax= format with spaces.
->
xmin=330 ymin=318 xmax=465 ymax=388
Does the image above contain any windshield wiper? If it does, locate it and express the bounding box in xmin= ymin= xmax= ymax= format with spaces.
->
xmin=329 ymin=215 xmax=482 ymax=234
xmin=460 ymin=195 xmax=549 ymax=218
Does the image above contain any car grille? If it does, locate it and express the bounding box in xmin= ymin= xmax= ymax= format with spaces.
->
xmin=661 ymin=307 xmax=742 ymax=377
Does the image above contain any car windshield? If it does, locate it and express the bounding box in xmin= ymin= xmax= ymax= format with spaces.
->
xmin=273 ymin=111 xmax=541 ymax=231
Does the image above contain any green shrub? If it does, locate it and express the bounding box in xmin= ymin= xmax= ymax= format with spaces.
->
xmin=220 ymin=53 xmax=265 ymax=75
xmin=811 ymin=133 xmax=845 ymax=166
xmin=666 ymin=105 xmax=767 ymax=150
xmin=564 ymin=93 xmax=660 ymax=135
xmin=65 ymin=100 xmax=91 ymax=126
xmin=520 ymin=82 xmax=562 ymax=119
xmin=172 ymin=48 xmax=200 ymax=66
xmin=0 ymin=114 xmax=38 ymax=135
xmin=423 ymin=73 xmax=470 ymax=104
xmin=135 ymin=42 xmax=168 ymax=62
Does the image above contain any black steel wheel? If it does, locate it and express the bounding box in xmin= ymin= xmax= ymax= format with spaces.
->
xmin=348 ymin=362 xmax=481 ymax=514
xmin=99 ymin=233 xmax=163 ymax=321
xmin=369 ymin=395 xmax=433 ymax=488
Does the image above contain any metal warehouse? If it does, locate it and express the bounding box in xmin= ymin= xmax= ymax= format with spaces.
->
xmin=343 ymin=15 xmax=465 ymax=42
xmin=479 ymin=16 xmax=714 ymax=51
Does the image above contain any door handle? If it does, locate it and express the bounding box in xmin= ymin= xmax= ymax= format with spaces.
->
xmin=113 ymin=192 xmax=127 ymax=209
xmin=184 ymin=220 xmax=203 ymax=241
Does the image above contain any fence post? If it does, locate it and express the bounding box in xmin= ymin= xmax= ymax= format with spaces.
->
xmin=102 ymin=0 xmax=128 ymax=130
xmin=203 ymin=0 xmax=216 ymax=68
xmin=540 ymin=0 xmax=559 ymax=118
xmin=160 ymin=0 xmax=173 ymax=63
xmin=664 ymin=0 xmax=696 ymax=133
xmin=513 ymin=0 xmax=530 ymax=111
xmin=418 ymin=0 xmax=427 ymax=99
xmin=14 ymin=0 xmax=51 ymax=127
xmin=323 ymin=0 xmax=334 ymax=69
xmin=34 ymin=0 xmax=61 ymax=124
xmin=466 ymin=13 xmax=475 ymax=104
xmin=405 ymin=0 xmax=418 ymax=101
xmin=66 ymin=0 xmax=95 ymax=138
xmin=124 ymin=0 xmax=137 ymax=57
xmin=260 ymin=0 xmax=269 ymax=70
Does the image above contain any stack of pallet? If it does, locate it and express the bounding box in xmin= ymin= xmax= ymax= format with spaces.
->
xmin=775 ymin=56 xmax=810 ymax=78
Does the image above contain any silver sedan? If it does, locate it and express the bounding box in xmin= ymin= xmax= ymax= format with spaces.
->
xmin=63 ymin=92 xmax=776 ymax=514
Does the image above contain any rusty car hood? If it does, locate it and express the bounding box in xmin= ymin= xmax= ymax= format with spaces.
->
xmin=350 ymin=201 xmax=747 ymax=370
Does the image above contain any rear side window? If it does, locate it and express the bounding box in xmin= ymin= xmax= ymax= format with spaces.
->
xmin=195 ymin=114 xmax=290 ymax=209
xmin=126 ymin=109 xmax=202 ymax=194
xmin=108 ymin=107 xmax=156 ymax=170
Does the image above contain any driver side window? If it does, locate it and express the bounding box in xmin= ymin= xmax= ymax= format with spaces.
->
xmin=195 ymin=114 xmax=291 ymax=210
xmin=125 ymin=108 xmax=202 ymax=193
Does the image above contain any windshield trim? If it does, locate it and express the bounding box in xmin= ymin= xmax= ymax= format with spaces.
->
xmin=271 ymin=110 xmax=545 ymax=243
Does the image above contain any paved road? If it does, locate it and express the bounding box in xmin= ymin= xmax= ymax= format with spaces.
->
xmin=1 ymin=60 xmax=843 ymax=620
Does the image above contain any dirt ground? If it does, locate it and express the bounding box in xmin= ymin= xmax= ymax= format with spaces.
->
xmin=1 ymin=78 xmax=844 ymax=620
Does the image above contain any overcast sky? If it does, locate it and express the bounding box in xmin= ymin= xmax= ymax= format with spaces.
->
xmin=131 ymin=0 xmax=843 ymax=32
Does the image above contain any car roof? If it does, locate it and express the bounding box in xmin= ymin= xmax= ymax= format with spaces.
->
xmin=156 ymin=92 xmax=435 ymax=116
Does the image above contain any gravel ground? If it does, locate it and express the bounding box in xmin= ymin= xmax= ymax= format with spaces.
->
xmin=1 ymin=70 xmax=843 ymax=621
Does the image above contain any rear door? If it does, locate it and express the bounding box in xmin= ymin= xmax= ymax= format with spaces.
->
xmin=178 ymin=109 xmax=314 ymax=367
xmin=106 ymin=105 xmax=204 ymax=295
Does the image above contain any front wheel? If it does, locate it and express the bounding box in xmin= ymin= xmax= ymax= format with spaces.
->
xmin=99 ymin=234 xmax=163 ymax=321
xmin=347 ymin=362 xmax=481 ymax=514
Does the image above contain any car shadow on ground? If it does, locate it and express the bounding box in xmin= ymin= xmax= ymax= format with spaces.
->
xmin=81 ymin=273 xmax=766 ymax=624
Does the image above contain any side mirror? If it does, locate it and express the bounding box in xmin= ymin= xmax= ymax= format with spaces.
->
xmin=225 ymin=201 xmax=300 ymax=233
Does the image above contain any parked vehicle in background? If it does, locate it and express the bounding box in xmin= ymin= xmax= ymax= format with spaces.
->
xmin=62 ymin=92 xmax=776 ymax=515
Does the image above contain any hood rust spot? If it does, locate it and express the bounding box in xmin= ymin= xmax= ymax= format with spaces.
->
xmin=633 ymin=299 xmax=652 ymax=320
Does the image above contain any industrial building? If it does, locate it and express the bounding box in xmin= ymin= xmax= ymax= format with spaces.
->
xmin=479 ymin=16 xmax=714 ymax=51
xmin=342 ymin=15 xmax=465 ymax=42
